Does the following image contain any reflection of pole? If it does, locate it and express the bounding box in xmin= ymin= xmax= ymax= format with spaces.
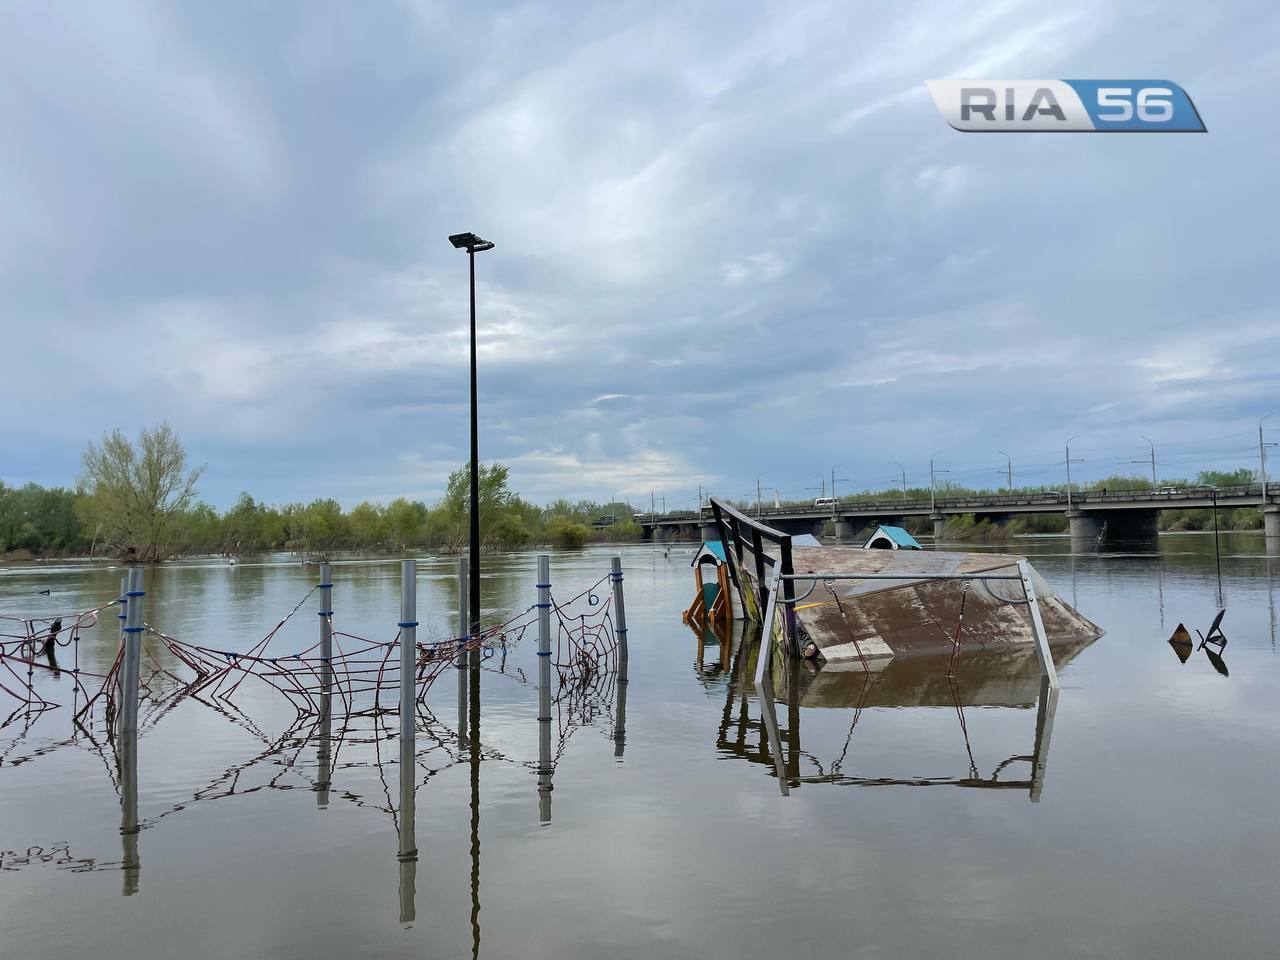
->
xmin=468 ymin=655 xmax=481 ymax=959
xmin=785 ymin=657 xmax=801 ymax=783
xmin=1212 ymin=488 xmax=1223 ymax=607
xmin=613 ymin=673 xmax=627 ymax=759
xmin=536 ymin=555 xmax=553 ymax=822
xmin=457 ymin=557 xmax=468 ymax=751
xmin=610 ymin=557 xmax=628 ymax=682
xmin=755 ymin=675 xmax=789 ymax=797
xmin=317 ymin=561 xmax=334 ymax=806
xmin=397 ymin=738 xmax=417 ymax=924
xmin=1029 ymin=674 xmax=1059 ymax=803
xmin=119 ymin=720 xmax=140 ymax=895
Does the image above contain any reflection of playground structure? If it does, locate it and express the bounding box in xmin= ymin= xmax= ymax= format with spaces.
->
xmin=698 ymin=623 xmax=1091 ymax=801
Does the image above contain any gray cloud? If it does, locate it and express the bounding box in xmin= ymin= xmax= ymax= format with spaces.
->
xmin=2 ymin=0 xmax=1277 ymax=508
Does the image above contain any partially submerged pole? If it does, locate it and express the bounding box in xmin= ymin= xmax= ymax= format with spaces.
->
xmin=120 ymin=568 xmax=144 ymax=736
xmin=399 ymin=560 xmax=418 ymax=746
xmin=318 ymin=562 xmax=333 ymax=665
xmin=610 ymin=557 xmax=628 ymax=683
xmin=537 ymin=555 xmax=553 ymax=822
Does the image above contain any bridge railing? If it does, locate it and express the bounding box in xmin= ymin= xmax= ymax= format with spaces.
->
xmin=642 ymin=484 xmax=1264 ymax=523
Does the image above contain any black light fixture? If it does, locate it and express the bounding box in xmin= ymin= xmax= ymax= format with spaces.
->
xmin=449 ymin=231 xmax=494 ymax=661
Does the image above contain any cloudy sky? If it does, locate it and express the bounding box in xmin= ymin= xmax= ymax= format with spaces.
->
xmin=2 ymin=1 xmax=1277 ymax=510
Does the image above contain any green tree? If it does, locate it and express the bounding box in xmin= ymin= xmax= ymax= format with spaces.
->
xmin=348 ymin=501 xmax=389 ymax=549
xmin=78 ymin=423 xmax=204 ymax=561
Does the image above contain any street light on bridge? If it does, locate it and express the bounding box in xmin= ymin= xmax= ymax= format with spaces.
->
xmin=1261 ymin=413 xmax=1277 ymax=503
xmin=929 ymin=451 xmax=949 ymax=514
xmin=997 ymin=451 xmax=1012 ymax=491
xmin=1132 ymin=437 xmax=1157 ymax=485
xmin=1065 ymin=436 xmax=1083 ymax=512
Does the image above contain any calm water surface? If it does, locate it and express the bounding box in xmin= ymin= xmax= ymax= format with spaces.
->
xmin=2 ymin=535 xmax=1278 ymax=959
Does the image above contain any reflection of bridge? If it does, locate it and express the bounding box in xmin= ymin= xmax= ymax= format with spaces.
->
xmin=642 ymin=484 xmax=1280 ymax=550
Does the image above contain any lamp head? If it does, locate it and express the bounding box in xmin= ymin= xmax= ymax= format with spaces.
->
xmin=448 ymin=232 xmax=494 ymax=252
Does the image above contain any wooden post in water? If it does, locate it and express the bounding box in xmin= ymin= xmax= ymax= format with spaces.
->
xmin=399 ymin=560 xmax=417 ymax=746
xmin=610 ymin=557 xmax=629 ymax=683
xmin=537 ymin=554 xmax=553 ymax=822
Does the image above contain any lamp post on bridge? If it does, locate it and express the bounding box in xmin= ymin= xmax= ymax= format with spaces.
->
xmin=1132 ymin=436 xmax=1157 ymax=485
xmin=448 ymin=231 xmax=495 ymax=658
xmin=997 ymin=451 xmax=1012 ymax=491
xmin=1065 ymin=436 xmax=1083 ymax=513
xmin=929 ymin=451 xmax=949 ymax=514
xmin=831 ymin=465 xmax=851 ymax=518
xmin=1261 ymin=413 xmax=1277 ymax=503
xmin=893 ymin=462 xmax=908 ymax=499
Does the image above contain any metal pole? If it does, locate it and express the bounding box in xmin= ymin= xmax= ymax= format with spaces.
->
xmin=1065 ymin=442 xmax=1073 ymax=512
xmin=399 ymin=560 xmax=417 ymax=746
xmin=318 ymin=562 xmax=333 ymax=665
xmin=1016 ymin=559 xmax=1058 ymax=689
xmin=455 ymin=557 xmax=469 ymax=669
xmin=1212 ymin=488 xmax=1223 ymax=605
xmin=1261 ymin=414 xmax=1275 ymax=503
xmin=610 ymin=557 xmax=628 ymax=682
xmin=537 ymin=555 xmax=552 ymax=822
xmin=999 ymin=451 xmax=1012 ymax=490
xmin=468 ymin=248 xmax=481 ymax=671
xmin=120 ymin=568 xmax=144 ymax=736
xmin=116 ymin=575 xmax=128 ymax=702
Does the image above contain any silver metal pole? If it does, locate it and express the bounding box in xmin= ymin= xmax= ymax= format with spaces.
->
xmin=456 ymin=556 xmax=469 ymax=670
xmin=120 ymin=568 xmax=144 ymax=736
xmin=1261 ymin=414 xmax=1275 ymax=503
xmin=318 ymin=562 xmax=333 ymax=665
xmin=1017 ymin=559 xmax=1058 ymax=689
xmin=116 ymin=575 xmax=128 ymax=702
xmin=610 ymin=557 xmax=629 ymax=682
xmin=399 ymin=559 xmax=417 ymax=745
xmin=536 ymin=555 xmax=552 ymax=822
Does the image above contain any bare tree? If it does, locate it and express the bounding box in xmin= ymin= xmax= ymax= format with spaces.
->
xmin=80 ymin=422 xmax=204 ymax=562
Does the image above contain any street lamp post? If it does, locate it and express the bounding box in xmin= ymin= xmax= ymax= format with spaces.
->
xmin=997 ymin=451 xmax=1012 ymax=491
xmin=1065 ymin=436 xmax=1082 ymax=512
xmin=448 ymin=231 xmax=495 ymax=657
xmin=929 ymin=451 xmax=948 ymax=514
xmin=893 ymin=462 xmax=908 ymax=499
xmin=831 ymin=466 xmax=851 ymax=518
xmin=1261 ymin=413 xmax=1276 ymax=503
xmin=1133 ymin=436 xmax=1156 ymax=485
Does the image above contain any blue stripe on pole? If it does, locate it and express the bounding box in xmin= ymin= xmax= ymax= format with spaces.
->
xmin=398 ymin=621 xmax=419 ymax=628
xmin=535 ymin=583 xmax=551 ymax=588
xmin=127 ymin=591 xmax=144 ymax=597
xmin=318 ymin=583 xmax=333 ymax=588
xmin=318 ymin=610 xmax=333 ymax=616
xmin=123 ymin=627 xmax=144 ymax=634
xmin=536 ymin=651 xmax=551 ymax=656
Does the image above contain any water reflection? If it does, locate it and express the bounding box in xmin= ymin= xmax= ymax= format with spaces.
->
xmin=119 ymin=724 xmax=140 ymax=895
xmin=712 ymin=623 xmax=1070 ymax=801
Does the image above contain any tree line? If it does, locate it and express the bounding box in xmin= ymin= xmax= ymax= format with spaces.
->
xmin=1 ymin=424 xmax=642 ymax=560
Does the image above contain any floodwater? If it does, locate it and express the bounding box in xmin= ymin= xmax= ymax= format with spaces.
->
xmin=2 ymin=533 xmax=1278 ymax=959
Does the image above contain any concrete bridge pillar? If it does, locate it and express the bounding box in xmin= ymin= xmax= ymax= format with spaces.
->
xmin=1265 ymin=506 xmax=1280 ymax=555
xmin=931 ymin=514 xmax=945 ymax=546
xmin=700 ymin=523 xmax=718 ymax=542
xmin=1068 ymin=511 xmax=1102 ymax=551
xmin=834 ymin=520 xmax=857 ymax=544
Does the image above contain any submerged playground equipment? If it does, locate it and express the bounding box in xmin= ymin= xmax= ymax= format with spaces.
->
xmin=1 ymin=556 xmax=628 ymax=908
xmin=690 ymin=498 xmax=1101 ymax=686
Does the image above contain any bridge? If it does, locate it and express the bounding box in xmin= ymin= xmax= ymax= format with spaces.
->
xmin=639 ymin=484 xmax=1280 ymax=551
